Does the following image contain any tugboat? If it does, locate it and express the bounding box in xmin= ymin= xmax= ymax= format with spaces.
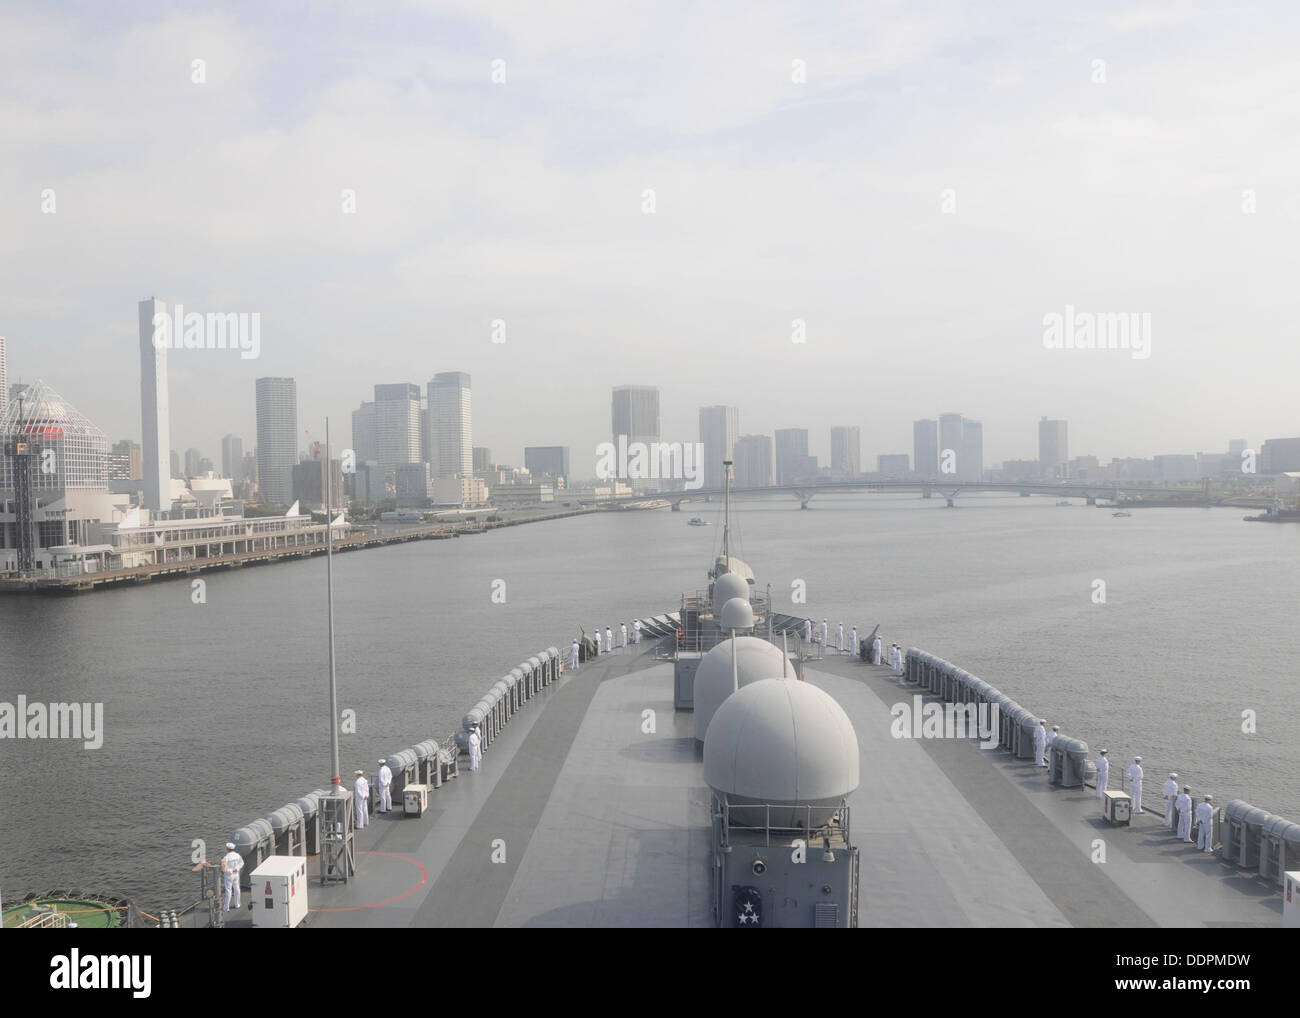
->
xmin=688 ymin=517 xmax=710 ymax=526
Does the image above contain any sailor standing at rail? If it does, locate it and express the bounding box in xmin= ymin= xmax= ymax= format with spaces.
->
xmin=571 ymin=638 xmax=580 ymax=671
xmin=1196 ymin=795 xmax=1215 ymax=852
xmin=621 ymin=622 xmax=627 ymax=649
xmin=803 ymin=618 xmax=812 ymax=645
xmin=836 ymin=622 xmax=844 ymax=653
xmin=1095 ymin=749 xmax=1109 ymax=799
xmin=468 ymin=724 xmax=482 ymax=771
xmin=353 ymin=769 xmax=370 ymax=829
xmin=633 ymin=619 xmax=641 ymax=645
xmin=1034 ymin=721 xmax=1048 ymax=767
xmin=377 ymin=758 xmax=393 ymax=813
xmin=1176 ymin=786 xmax=1193 ymax=842
xmin=1163 ymin=773 xmax=1179 ymax=825
xmin=605 ymin=626 xmax=613 ymax=653
xmin=1047 ymin=725 xmax=1059 ymax=761
xmin=893 ymin=644 xmax=904 ymax=678
xmin=850 ymin=626 xmax=859 ymax=656
xmin=220 ymin=842 xmax=243 ymax=913
xmin=820 ymin=619 xmax=828 ymax=646
xmin=1126 ymin=757 xmax=1144 ymax=813
xmin=872 ymin=634 xmax=882 ymax=665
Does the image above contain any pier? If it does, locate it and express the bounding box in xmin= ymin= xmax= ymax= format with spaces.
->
xmin=0 ymin=505 xmax=596 ymax=595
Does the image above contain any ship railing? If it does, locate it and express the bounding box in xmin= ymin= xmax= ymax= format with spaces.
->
xmin=713 ymin=795 xmax=852 ymax=849
xmin=17 ymin=909 xmax=71 ymax=929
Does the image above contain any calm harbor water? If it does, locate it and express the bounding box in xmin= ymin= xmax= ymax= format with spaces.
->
xmin=2 ymin=493 xmax=1297 ymax=912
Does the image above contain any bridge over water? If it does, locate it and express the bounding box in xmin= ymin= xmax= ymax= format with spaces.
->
xmin=583 ymin=479 xmax=1270 ymax=510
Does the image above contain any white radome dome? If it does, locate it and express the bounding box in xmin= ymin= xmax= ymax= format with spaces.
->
xmin=704 ymin=678 xmax=859 ymax=828
xmin=693 ymin=637 xmax=796 ymax=744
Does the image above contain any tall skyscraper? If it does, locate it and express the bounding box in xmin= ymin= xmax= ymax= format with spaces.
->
xmin=0 ymin=336 xmax=7 ymax=416
xmin=353 ymin=384 xmax=422 ymax=485
xmin=913 ymin=419 xmax=938 ymax=479
xmin=221 ymin=434 xmax=244 ymax=481
xmin=699 ymin=405 xmax=740 ymax=490
xmin=611 ymin=386 xmax=660 ymax=446
xmin=138 ymin=298 xmax=171 ymax=512
xmin=938 ymin=413 xmax=963 ymax=477
xmin=830 ymin=426 xmax=861 ymax=478
xmin=611 ymin=385 xmax=660 ymax=491
xmin=473 ymin=447 xmax=492 ymax=473
xmin=428 ymin=372 xmax=472 ymax=478
xmin=734 ymin=434 xmax=773 ymax=488
xmin=184 ymin=448 xmax=202 ymax=478
xmin=1038 ymin=417 xmax=1069 ymax=479
xmin=961 ymin=419 xmax=984 ymax=481
xmin=255 ymin=377 xmax=298 ymax=505
xmin=774 ymin=428 xmax=813 ymax=485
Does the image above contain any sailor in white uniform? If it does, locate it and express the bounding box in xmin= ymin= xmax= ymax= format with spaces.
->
xmin=633 ymin=620 xmax=641 ymax=644
xmin=468 ymin=725 xmax=482 ymax=771
xmin=803 ymin=618 xmax=812 ymax=645
xmin=570 ymin=639 xmax=580 ymax=671
xmin=377 ymin=758 xmax=393 ymax=813
xmin=819 ymin=619 xmax=828 ymax=646
xmin=1094 ymin=749 xmax=1109 ymax=799
xmin=1163 ymin=773 xmax=1179 ymax=826
xmin=1126 ymin=757 xmax=1144 ymax=813
xmin=1196 ymin=795 xmax=1215 ymax=852
xmin=620 ymin=622 xmax=627 ymax=649
xmin=836 ymin=623 xmax=844 ymax=653
xmin=220 ymin=842 xmax=243 ymax=912
xmin=872 ymin=635 xmax=882 ymax=665
xmin=893 ymin=644 xmax=904 ymax=677
xmin=1046 ymin=725 xmax=1059 ymax=761
xmin=353 ymin=769 xmax=370 ymax=829
xmin=1175 ymin=786 xmax=1193 ymax=841
xmin=850 ymin=626 xmax=859 ymax=656
xmin=605 ymin=626 xmax=613 ymax=653
xmin=1034 ymin=721 xmax=1048 ymax=767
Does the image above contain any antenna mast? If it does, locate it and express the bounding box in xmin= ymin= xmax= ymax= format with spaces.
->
xmin=722 ymin=459 xmax=732 ymax=562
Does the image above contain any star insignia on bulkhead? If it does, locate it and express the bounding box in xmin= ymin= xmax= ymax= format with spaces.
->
xmin=738 ymin=902 xmax=758 ymax=925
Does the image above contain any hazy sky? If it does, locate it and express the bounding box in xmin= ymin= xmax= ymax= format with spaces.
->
xmin=3 ymin=0 xmax=1298 ymax=472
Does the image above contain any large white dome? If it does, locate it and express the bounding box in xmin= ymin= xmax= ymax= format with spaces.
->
xmin=704 ymin=678 xmax=859 ymax=828
xmin=711 ymin=571 xmax=749 ymax=617
xmin=693 ymin=637 xmax=796 ymax=744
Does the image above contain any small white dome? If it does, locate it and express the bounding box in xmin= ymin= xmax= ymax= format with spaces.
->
xmin=694 ymin=637 xmax=796 ymax=743
xmin=711 ymin=572 xmax=749 ymax=617
xmin=704 ymin=678 xmax=859 ymax=806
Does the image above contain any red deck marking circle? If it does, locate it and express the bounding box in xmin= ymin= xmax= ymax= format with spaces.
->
xmin=307 ymin=851 xmax=428 ymax=912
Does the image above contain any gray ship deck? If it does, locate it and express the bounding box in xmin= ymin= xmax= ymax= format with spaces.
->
xmin=304 ymin=647 xmax=1282 ymax=928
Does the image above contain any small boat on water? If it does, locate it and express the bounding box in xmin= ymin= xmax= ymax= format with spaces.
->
xmin=1056 ymin=501 xmax=1071 ymax=507
xmin=1112 ymin=511 xmax=1132 ymax=518
xmin=688 ymin=517 xmax=710 ymax=526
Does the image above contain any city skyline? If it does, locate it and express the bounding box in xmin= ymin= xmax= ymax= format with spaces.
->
xmin=4 ymin=321 xmax=1288 ymax=486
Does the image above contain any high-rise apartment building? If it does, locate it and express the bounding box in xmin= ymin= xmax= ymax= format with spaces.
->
xmin=428 ymin=372 xmax=472 ymax=478
xmin=1038 ymin=417 xmax=1069 ymax=479
xmin=255 ymin=377 xmax=298 ymax=505
xmin=222 ymin=434 xmax=243 ymax=481
xmin=830 ymin=425 xmax=861 ymax=478
xmin=734 ymin=434 xmax=773 ymax=488
xmin=699 ymin=406 xmax=740 ymax=490
xmin=913 ymin=419 xmax=938 ymax=479
xmin=774 ymin=428 xmax=815 ymax=485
